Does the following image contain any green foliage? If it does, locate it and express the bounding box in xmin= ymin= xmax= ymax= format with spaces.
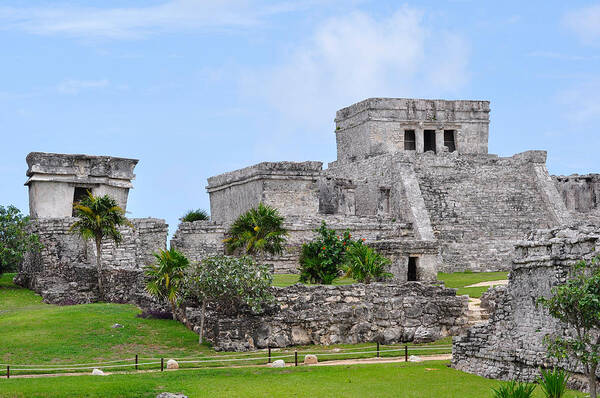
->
xmin=187 ymin=255 xmax=273 ymax=313
xmin=343 ymin=240 xmax=392 ymax=283
xmin=492 ymin=380 xmax=536 ymax=398
xmin=144 ymin=248 xmax=190 ymax=320
xmin=537 ymin=257 xmax=600 ymax=397
xmin=224 ymin=203 xmax=288 ymax=256
xmin=299 ymin=221 xmax=353 ymax=284
xmin=70 ymin=192 xmax=132 ymax=297
xmin=182 ymin=209 xmax=209 ymax=222
xmin=0 ymin=205 xmax=41 ymax=276
xmin=538 ymin=368 xmax=570 ymax=398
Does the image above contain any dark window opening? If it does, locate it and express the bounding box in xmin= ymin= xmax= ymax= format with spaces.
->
xmin=424 ymin=130 xmax=436 ymax=153
xmin=404 ymin=130 xmax=416 ymax=151
xmin=407 ymin=257 xmax=418 ymax=281
xmin=444 ymin=130 xmax=456 ymax=152
xmin=72 ymin=187 xmax=89 ymax=216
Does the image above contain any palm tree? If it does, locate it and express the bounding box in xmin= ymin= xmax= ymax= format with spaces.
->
xmin=70 ymin=192 xmax=131 ymax=298
xmin=224 ymin=203 xmax=288 ymax=257
xmin=144 ymin=248 xmax=190 ymax=320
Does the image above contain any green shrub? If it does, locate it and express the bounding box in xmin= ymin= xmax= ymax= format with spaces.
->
xmin=492 ymin=380 xmax=536 ymax=398
xmin=537 ymin=368 xmax=570 ymax=398
xmin=182 ymin=209 xmax=209 ymax=222
xmin=224 ymin=203 xmax=287 ymax=257
xmin=299 ymin=222 xmax=353 ymax=285
xmin=343 ymin=241 xmax=392 ymax=283
xmin=0 ymin=205 xmax=41 ymax=276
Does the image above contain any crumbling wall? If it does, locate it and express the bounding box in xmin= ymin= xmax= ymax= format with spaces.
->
xmin=415 ymin=151 xmax=567 ymax=272
xmin=15 ymin=217 xmax=167 ymax=307
xmin=553 ymin=174 xmax=600 ymax=220
xmin=185 ymin=282 xmax=469 ymax=351
xmin=452 ymin=223 xmax=600 ymax=392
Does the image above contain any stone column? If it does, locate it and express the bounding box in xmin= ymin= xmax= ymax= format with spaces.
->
xmin=436 ymin=129 xmax=444 ymax=153
xmin=416 ymin=128 xmax=424 ymax=153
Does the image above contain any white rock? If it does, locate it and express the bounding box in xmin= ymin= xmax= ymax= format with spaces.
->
xmin=156 ymin=393 xmax=188 ymax=398
xmin=408 ymin=355 xmax=423 ymax=362
xmin=166 ymin=359 xmax=179 ymax=370
xmin=111 ymin=323 xmax=124 ymax=329
xmin=270 ymin=359 xmax=286 ymax=368
xmin=303 ymin=354 xmax=318 ymax=365
xmin=91 ymin=368 xmax=106 ymax=376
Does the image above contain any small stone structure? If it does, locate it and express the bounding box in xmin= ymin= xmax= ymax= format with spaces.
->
xmin=452 ymin=223 xmax=600 ymax=392
xmin=174 ymin=97 xmax=573 ymax=274
xmin=185 ymin=282 xmax=468 ymax=351
xmin=25 ymin=152 xmax=138 ymax=218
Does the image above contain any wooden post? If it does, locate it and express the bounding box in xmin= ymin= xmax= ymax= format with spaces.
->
xmin=404 ymin=345 xmax=408 ymax=362
xmin=377 ymin=342 xmax=380 ymax=358
xmin=294 ymin=351 xmax=298 ymax=367
xmin=161 ymin=358 xmax=164 ymax=372
xmin=268 ymin=347 xmax=271 ymax=364
xmin=6 ymin=366 xmax=9 ymax=379
xmin=135 ymin=354 xmax=138 ymax=370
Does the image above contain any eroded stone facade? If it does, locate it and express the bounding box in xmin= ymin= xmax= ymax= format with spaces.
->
xmin=184 ymin=282 xmax=469 ymax=351
xmin=452 ymin=223 xmax=600 ymax=392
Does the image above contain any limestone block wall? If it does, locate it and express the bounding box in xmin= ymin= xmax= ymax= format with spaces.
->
xmin=207 ymin=161 xmax=323 ymax=225
xmin=184 ymin=282 xmax=469 ymax=351
xmin=170 ymin=215 xmax=419 ymax=276
xmin=15 ymin=217 xmax=167 ymax=307
xmin=553 ymin=174 xmax=600 ymax=216
xmin=414 ymin=151 xmax=568 ymax=272
xmin=452 ymin=223 xmax=600 ymax=392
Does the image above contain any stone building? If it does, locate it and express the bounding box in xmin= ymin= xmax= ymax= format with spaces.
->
xmin=173 ymin=97 xmax=575 ymax=277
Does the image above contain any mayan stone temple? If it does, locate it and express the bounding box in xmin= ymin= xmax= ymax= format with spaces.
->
xmin=15 ymin=97 xmax=600 ymax=357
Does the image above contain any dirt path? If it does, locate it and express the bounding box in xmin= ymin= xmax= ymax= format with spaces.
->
xmin=464 ymin=279 xmax=508 ymax=288
xmin=3 ymin=354 xmax=453 ymax=379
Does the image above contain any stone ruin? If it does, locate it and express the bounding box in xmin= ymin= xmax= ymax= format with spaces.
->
xmin=13 ymin=97 xmax=600 ymax=353
xmin=453 ymin=223 xmax=600 ymax=392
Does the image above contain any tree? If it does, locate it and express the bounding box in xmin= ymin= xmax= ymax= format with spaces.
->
xmin=0 ymin=205 xmax=41 ymax=277
xmin=343 ymin=240 xmax=392 ymax=283
xmin=537 ymin=257 xmax=600 ymax=397
xmin=70 ymin=192 xmax=131 ymax=299
xmin=186 ymin=255 xmax=273 ymax=343
xmin=181 ymin=209 xmax=209 ymax=222
xmin=224 ymin=203 xmax=288 ymax=257
xmin=144 ymin=248 xmax=190 ymax=320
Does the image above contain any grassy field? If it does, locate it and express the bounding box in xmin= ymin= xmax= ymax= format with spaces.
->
xmin=0 ymin=273 xmax=450 ymax=375
xmin=437 ymin=271 xmax=508 ymax=298
xmin=0 ymin=361 xmax=586 ymax=398
xmin=273 ymin=271 xmax=509 ymax=298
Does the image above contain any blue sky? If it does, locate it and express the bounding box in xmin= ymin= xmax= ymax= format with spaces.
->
xmin=1 ymin=0 xmax=599 ymax=237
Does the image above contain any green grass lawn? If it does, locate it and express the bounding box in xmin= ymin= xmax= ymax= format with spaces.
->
xmin=271 ymin=273 xmax=355 ymax=287
xmin=437 ymin=271 xmax=508 ymax=298
xmin=0 ymin=361 xmax=586 ymax=398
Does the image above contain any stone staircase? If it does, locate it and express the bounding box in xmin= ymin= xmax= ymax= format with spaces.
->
xmin=467 ymin=297 xmax=490 ymax=326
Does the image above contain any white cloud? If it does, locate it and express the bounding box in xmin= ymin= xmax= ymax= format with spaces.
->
xmin=0 ymin=0 xmax=303 ymax=39
xmin=245 ymin=7 xmax=470 ymax=130
xmin=527 ymin=50 xmax=599 ymax=61
xmin=57 ymin=79 xmax=109 ymax=95
xmin=563 ymin=4 xmax=600 ymax=45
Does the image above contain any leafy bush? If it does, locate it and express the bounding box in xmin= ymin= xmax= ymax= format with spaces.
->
xmin=224 ymin=203 xmax=287 ymax=257
xmin=537 ymin=368 xmax=570 ymax=398
xmin=492 ymin=380 xmax=536 ymax=398
xmin=299 ymin=222 xmax=353 ymax=285
xmin=144 ymin=248 xmax=190 ymax=320
xmin=181 ymin=209 xmax=209 ymax=222
xmin=0 ymin=205 xmax=41 ymax=276
xmin=186 ymin=255 xmax=274 ymax=342
xmin=343 ymin=241 xmax=392 ymax=283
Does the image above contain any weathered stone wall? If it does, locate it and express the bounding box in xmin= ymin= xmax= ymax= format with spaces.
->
xmin=334 ymin=98 xmax=490 ymax=164
xmin=169 ymin=215 xmax=435 ymax=280
xmin=15 ymin=217 xmax=167 ymax=307
xmin=185 ymin=282 xmax=469 ymax=351
xmin=452 ymin=223 xmax=600 ymax=392
xmin=207 ymin=161 xmax=322 ymax=225
xmin=553 ymin=174 xmax=600 ymax=218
